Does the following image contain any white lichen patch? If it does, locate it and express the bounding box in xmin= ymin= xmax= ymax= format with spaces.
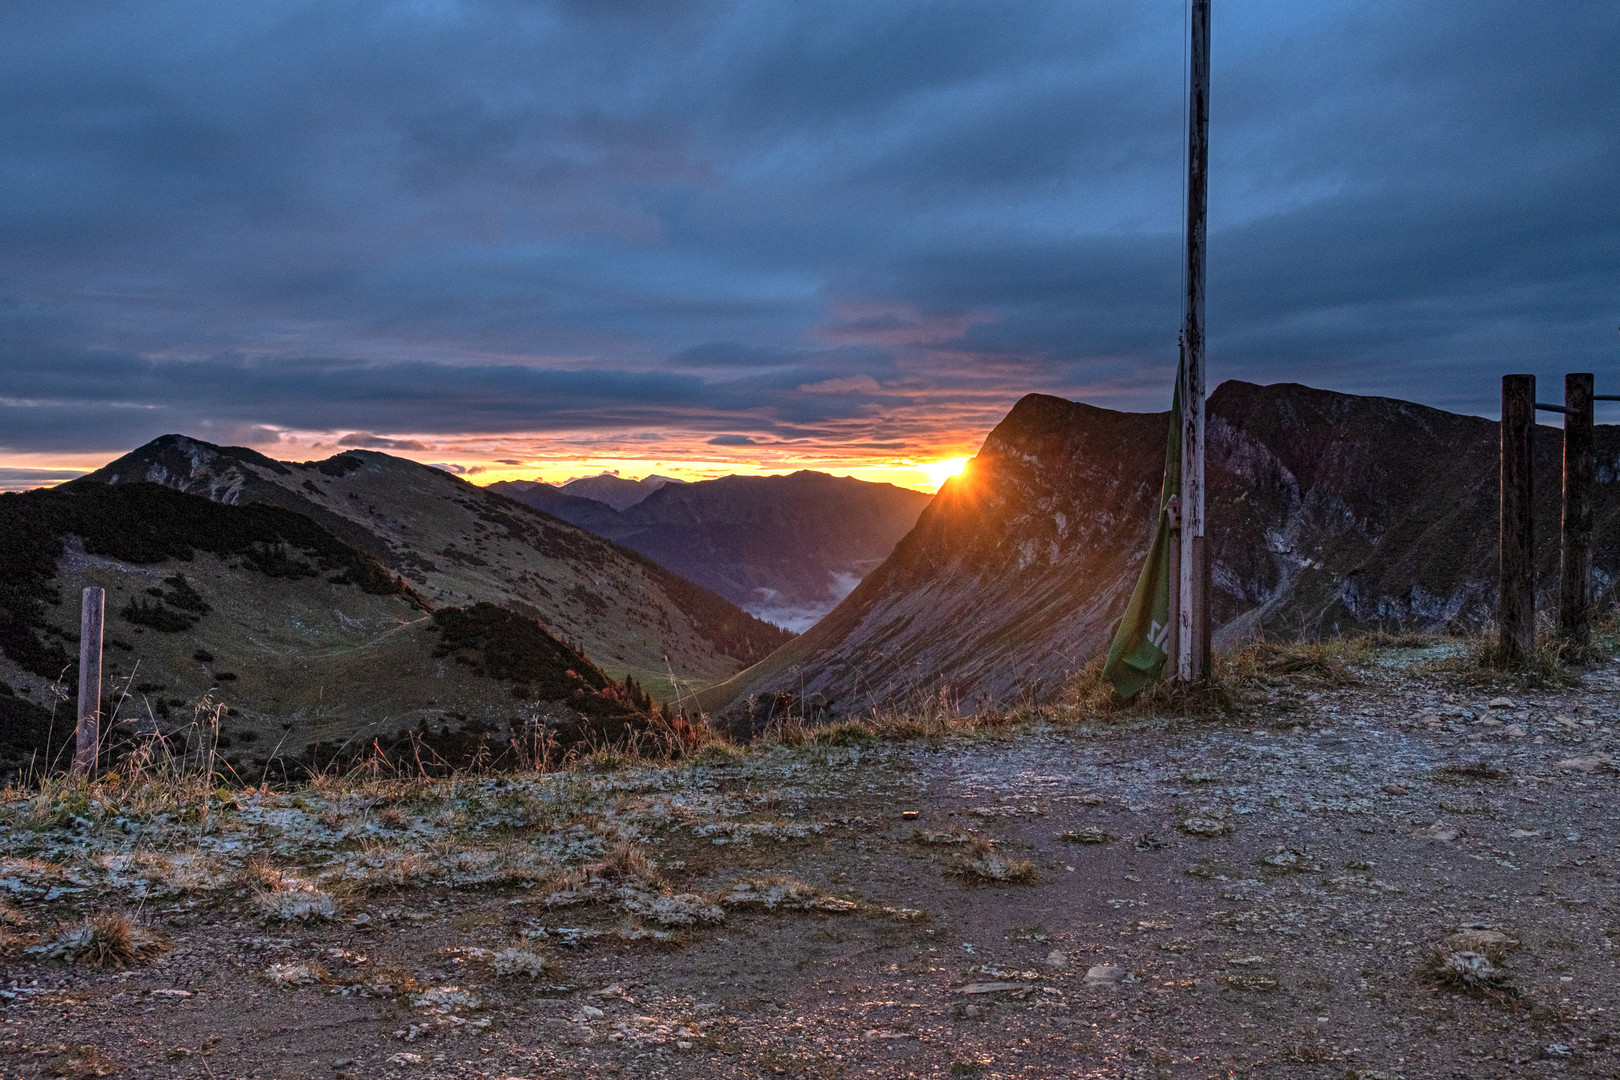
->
xmin=410 ymin=985 xmax=482 ymax=1012
xmin=617 ymin=888 xmax=725 ymax=926
xmin=717 ymin=877 xmax=858 ymax=912
xmin=254 ymin=885 xmax=339 ymax=923
xmin=1180 ymin=817 xmax=1234 ymax=838
xmin=491 ymin=947 xmax=556 ymax=978
xmin=263 ymin=962 xmax=327 ymax=987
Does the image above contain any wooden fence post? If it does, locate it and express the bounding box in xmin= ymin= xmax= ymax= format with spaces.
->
xmin=72 ymin=587 xmax=104 ymax=777
xmin=1499 ymin=375 xmax=1536 ymax=663
xmin=1559 ymin=373 xmax=1594 ymax=646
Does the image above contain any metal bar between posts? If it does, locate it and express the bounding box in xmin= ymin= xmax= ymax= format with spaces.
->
xmin=1499 ymin=375 xmax=1536 ymax=664
xmin=1560 ymin=374 xmax=1595 ymax=646
xmin=73 ymin=587 xmax=104 ymax=777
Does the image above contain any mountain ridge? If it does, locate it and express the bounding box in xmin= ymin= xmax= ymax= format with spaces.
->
xmin=697 ymin=380 xmax=1620 ymax=719
xmin=78 ymin=436 xmax=792 ymax=697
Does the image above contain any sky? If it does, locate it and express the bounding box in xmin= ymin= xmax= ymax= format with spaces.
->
xmin=1 ymin=0 xmax=1615 ymax=493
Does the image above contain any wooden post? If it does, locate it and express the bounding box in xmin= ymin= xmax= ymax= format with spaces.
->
xmin=1499 ymin=375 xmax=1535 ymax=663
xmin=73 ymin=586 xmax=104 ymax=777
xmin=1559 ymin=372 xmax=1594 ymax=645
xmin=1166 ymin=495 xmax=1182 ymax=676
xmin=1177 ymin=0 xmax=1211 ymax=682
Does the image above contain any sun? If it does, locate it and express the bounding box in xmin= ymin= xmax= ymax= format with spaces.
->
xmin=919 ymin=456 xmax=970 ymax=490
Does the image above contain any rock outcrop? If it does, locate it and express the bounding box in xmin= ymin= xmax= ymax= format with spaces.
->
xmin=699 ymin=382 xmax=1620 ymax=717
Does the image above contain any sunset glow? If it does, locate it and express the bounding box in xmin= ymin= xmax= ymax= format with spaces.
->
xmin=917 ymin=457 xmax=970 ymax=491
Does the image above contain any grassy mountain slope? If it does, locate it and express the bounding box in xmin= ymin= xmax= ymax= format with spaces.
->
xmin=79 ymin=437 xmax=792 ymax=698
xmin=0 ymin=483 xmax=652 ymax=779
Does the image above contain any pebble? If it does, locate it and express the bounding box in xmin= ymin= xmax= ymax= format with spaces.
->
xmin=1045 ymin=950 xmax=1068 ymax=970
xmin=1084 ymin=965 xmax=1125 ymax=985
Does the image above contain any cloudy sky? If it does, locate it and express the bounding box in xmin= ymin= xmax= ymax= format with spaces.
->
xmin=1 ymin=0 xmax=1615 ymax=491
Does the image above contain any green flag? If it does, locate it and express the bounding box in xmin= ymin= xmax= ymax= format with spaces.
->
xmin=1101 ymin=348 xmax=1184 ymax=699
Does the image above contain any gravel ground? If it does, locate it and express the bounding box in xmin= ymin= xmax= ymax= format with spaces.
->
xmin=3 ymin=648 xmax=1620 ymax=1079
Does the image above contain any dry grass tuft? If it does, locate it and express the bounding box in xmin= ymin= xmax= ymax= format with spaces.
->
xmin=1425 ymin=928 xmax=1521 ymax=997
xmin=253 ymin=883 xmax=339 ymax=923
xmin=1442 ymin=929 xmax=1519 ymax=962
xmin=236 ymin=855 xmax=284 ymax=892
xmin=1423 ymin=630 xmax=1583 ymax=689
xmin=947 ymin=838 xmax=1038 ymax=886
xmin=585 ymin=840 xmax=663 ymax=889
xmin=28 ymin=913 xmax=166 ymax=968
xmin=1427 ymin=949 xmax=1514 ymax=994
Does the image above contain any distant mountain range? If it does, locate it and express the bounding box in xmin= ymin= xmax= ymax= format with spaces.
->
xmin=698 ymin=381 xmax=1620 ymax=720
xmin=75 ymin=436 xmax=791 ymax=697
xmin=514 ymin=472 xmax=687 ymax=511
xmin=489 ymin=472 xmax=932 ymax=631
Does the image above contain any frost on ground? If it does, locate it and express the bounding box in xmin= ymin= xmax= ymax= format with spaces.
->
xmin=5 ymin=645 xmax=1620 ymax=1077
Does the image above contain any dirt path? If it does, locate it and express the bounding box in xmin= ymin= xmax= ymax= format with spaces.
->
xmin=4 ymin=650 xmax=1620 ymax=1079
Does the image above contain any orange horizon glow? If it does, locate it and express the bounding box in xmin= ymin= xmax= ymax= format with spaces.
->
xmin=458 ymin=451 xmax=977 ymax=495
xmin=0 ymin=440 xmax=983 ymax=495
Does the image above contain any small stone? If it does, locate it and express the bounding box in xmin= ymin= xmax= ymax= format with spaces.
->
xmin=1084 ymin=964 xmax=1125 ymax=985
xmin=901 ymin=810 xmax=920 ymax=820
xmin=961 ymin=1004 xmax=985 ymax=1018
xmin=1505 ymin=725 xmax=1525 ymax=738
xmin=1381 ymin=783 xmax=1409 ymax=796
xmin=1557 ymin=755 xmax=1611 ymax=773
xmin=1417 ymin=822 xmax=1460 ymax=842
xmin=955 ymin=982 xmax=1026 ymax=995
xmin=1045 ymin=950 xmax=1068 ymax=970
xmin=333 ymin=1059 xmax=354 ymax=1069
xmin=1180 ymin=817 xmax=1233 ymax=838
xmin=1488 ymin=697 xmax=1517 ymax=709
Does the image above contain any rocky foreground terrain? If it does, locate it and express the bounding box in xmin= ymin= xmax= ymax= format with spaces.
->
xmin=4 ymin=642 xmax=1620 ymax=1079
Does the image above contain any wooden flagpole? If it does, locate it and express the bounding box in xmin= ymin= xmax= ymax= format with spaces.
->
xmin=1178 ymin=0 xmax=1211 ymax=681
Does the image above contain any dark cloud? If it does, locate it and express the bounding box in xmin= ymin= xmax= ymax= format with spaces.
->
xmin=0 ymin=0 xmax=1614 ymax=462
xmin=338 ymin=433 xmax=430 ymax=451
xmin=707 ymin=434 xmax=758 ymax=446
